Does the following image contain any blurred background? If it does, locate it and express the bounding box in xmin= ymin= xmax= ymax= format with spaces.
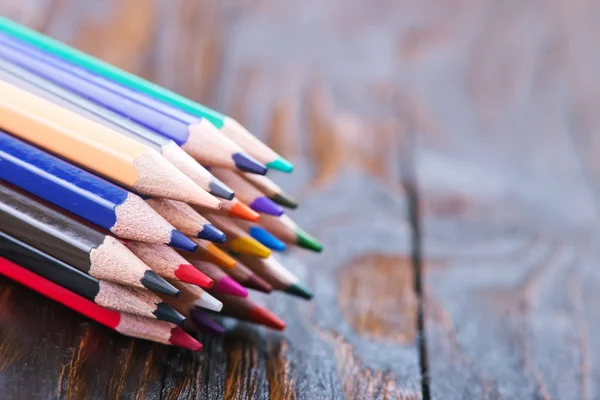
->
xmin=1 ymin=1 xmax=599 ymax=399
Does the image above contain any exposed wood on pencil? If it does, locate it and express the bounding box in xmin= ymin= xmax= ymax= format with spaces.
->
xmin=0 ymin=80 xmax=211 ymax=206
xmin=0 ymin=184 xmax=178 ymax=296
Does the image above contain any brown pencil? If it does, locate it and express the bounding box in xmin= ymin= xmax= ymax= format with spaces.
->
xmin=0 ymin=184 xmax=178 ymax=296
xmin=163 ymin=280 xmax=223 ymax=312
xmin=209 ymin=291 xmax=286 ymax=331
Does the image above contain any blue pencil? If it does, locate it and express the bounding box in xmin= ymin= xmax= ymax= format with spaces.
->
xmin=0 ymin=34 xmax=267 ymax=175
xmin=0 ymin=130 xmax=197 ymax=252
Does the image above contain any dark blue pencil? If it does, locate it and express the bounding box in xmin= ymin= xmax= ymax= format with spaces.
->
xmin=0 ymin=34 xmax=267 ymax=175
xmin=0 ymin=130 xmax=197 ymax=252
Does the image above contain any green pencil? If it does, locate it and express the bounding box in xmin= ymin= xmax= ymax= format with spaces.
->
xmin=0 ymin=17 xmax=294 ymax=173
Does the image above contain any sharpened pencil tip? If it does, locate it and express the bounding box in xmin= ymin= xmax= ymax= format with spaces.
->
xmin=285 ymin=283 xmax=313 ymax=300
xmin=214 ymin=277 xmax=248 ymax=297
xmin=141 ymin=270 xmax=180 ymax=297
xmin=250 ymin=197 xmax=284 ymax=216
xmin=232 ymin=152 xmax=268 ymax=175
xmin=169 ymin=230 xmax=198 ymax=252
xmin=266 ymin=157 xmax=294 ymax=173
xmin=175 ymin=263 xmax=214 ymax=288
xmin=248 ymin=306 xmax=286 ymax=330
xmin=189 ymin=309 xmax=225 ymax=335
xmin=170 ymin=327 xmax=203 ymax=351
xmin=229 ymin=237 xmax=272 ymax=258
xmin=270 ymin=192 xmax=299 ymax=209
xmin=198 ymin=224 xmax=227 ymax=243
xmin=154 ymin=302 xmax=187 ymax=326
xmin=194 ymin=292 xmax=223 ymax=312
xmin=209 ymin=178 xmax=235 ymax=200
xmin=248 ymin=226 xmax=286 ymax=251
xmin=229 ymin=201 xmax=260 ymax=221
xmin=295 ymin=228 xmax=323 ymax=253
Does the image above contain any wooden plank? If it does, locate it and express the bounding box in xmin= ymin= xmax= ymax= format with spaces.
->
xmin=0 ymin=0 xmax=422 ymax=398
xmin=405 ymin=0 xmax=600 ymax=397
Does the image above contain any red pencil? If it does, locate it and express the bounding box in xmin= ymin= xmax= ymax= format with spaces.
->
xmin=0 ymin=256 xmax=202 ymax=350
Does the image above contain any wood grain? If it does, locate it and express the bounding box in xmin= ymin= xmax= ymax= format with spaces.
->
xmin=0 ymin=0 xmax=420 ymax=399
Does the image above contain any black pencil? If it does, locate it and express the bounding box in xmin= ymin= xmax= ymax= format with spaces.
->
xmin=0 ymin=231 xmax=185 ymax=325
xmin=0 ymin=183 xmax=178 ymax=296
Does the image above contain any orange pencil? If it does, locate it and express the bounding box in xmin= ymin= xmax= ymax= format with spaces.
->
xmin=182 ymin=238 xmax=237 ymax=269
xmin=0 ymin=80 xmax=210 ymax=206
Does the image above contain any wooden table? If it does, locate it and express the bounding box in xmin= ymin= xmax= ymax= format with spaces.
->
xmin=0 ymin=1 xmax=599 ymax=399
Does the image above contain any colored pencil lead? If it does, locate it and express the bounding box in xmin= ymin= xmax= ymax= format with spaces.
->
xmin=295 ymin=227 xmax=324 ymax=253
xmin=266 ymin=157 xmax=294 ymax=173
xmin=154 ymin=302 xmax=186 ymax=327
xmin=209 ymin=178 xmax=235 ymax=200
xmin=173 ymin=263 xmax=214 ymax=288
xmin=189 ymin=309 xmax=225 ymax=335
xmin=231 ymin=153 xmax=268 ymax=175
xmin=228 ymin=199 xmax=261 ymax=221
xmin=169 ymin=326 xmax=203 ymax=351
xmin=247 ymin=226 xmax=287 ymax=251
xmin=249 ymin=306 xmax=286 ymax=331
xmin=250 ymin=197 xmax=285 ymax=216
xmin=270 ymin=192 xmax=298 ymax=209
xmin=141 ymin=270 xmax=179 ymax=297
xmin=213 ymin=276 xmax=249 ymax=298
xmin=227 ymin=237 xmax=272 ymax=258
xmin=285 ymin=283 xmax=313 ymax=300
xmin=198 ymin=224 xmax=227 ymax=243
xmin=168 ymin=230 xmax=199 ymax=252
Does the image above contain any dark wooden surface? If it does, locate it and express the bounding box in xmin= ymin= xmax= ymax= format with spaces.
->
xmin=0 ymin=1 xmax=598 ymax=399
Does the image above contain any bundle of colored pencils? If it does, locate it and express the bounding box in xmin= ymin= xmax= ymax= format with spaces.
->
xmin=0 ymin=17 xmax=322 ymax=351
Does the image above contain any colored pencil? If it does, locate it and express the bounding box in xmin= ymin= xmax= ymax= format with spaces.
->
xmin=240 ymin=172 xmax=298 ymax=209
xmin=234 ymin=219 xmax=287 ymax=251
xmin=233 ymin=254 xmax=312 ymax=299
xmin=189 ymin=309 xmax=225 ymax=335
xmin=184 ymin=238 xmax=238 ymax=269
xmin=0 ymin=231 xmax=186 ymax=324
xmin=0 ymin=130 xmax=197 ymax=252
xmin=0 ymin=80 xmax=211 ymax=207
xmin=0 ymin=60 xmax=234 ymax=201
xmin=206 ymin=214 xmax=272 ymax=258
xmin=209 ymin=292 xmax=286 ymax=331
xmin=0 ymin=34 xmax=267 ymax=175
xmin=0 ymin=256 xmax=201 ymax=350
xmin=0 ymin=18 xmax=293 ymax=172
xmin=188 ymin=261 xmax=249 ymax=297
xmin=258 ymin=214 xmax=323 ymax=252
xmin=165 ymin=280 xmax=223 ymax=312
xmin=125 ymin=242 xmax=213 ymax=289
xmin=209 ymin=168 xmax=284 ymax=216
xmin=215 ymin=259 xmax=273 ymax=294
xmin=0 ymin=61 xmax=227 ymax=208
xmin=146 ymin=198 xmax=226 ymax=243
xmin=0 ymin=184 xmax=178 ymax=296
xmin=126 ymin=242 xmax=214 ymax=288
xmin=193 ymin=197 xmax=260 ymax=222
